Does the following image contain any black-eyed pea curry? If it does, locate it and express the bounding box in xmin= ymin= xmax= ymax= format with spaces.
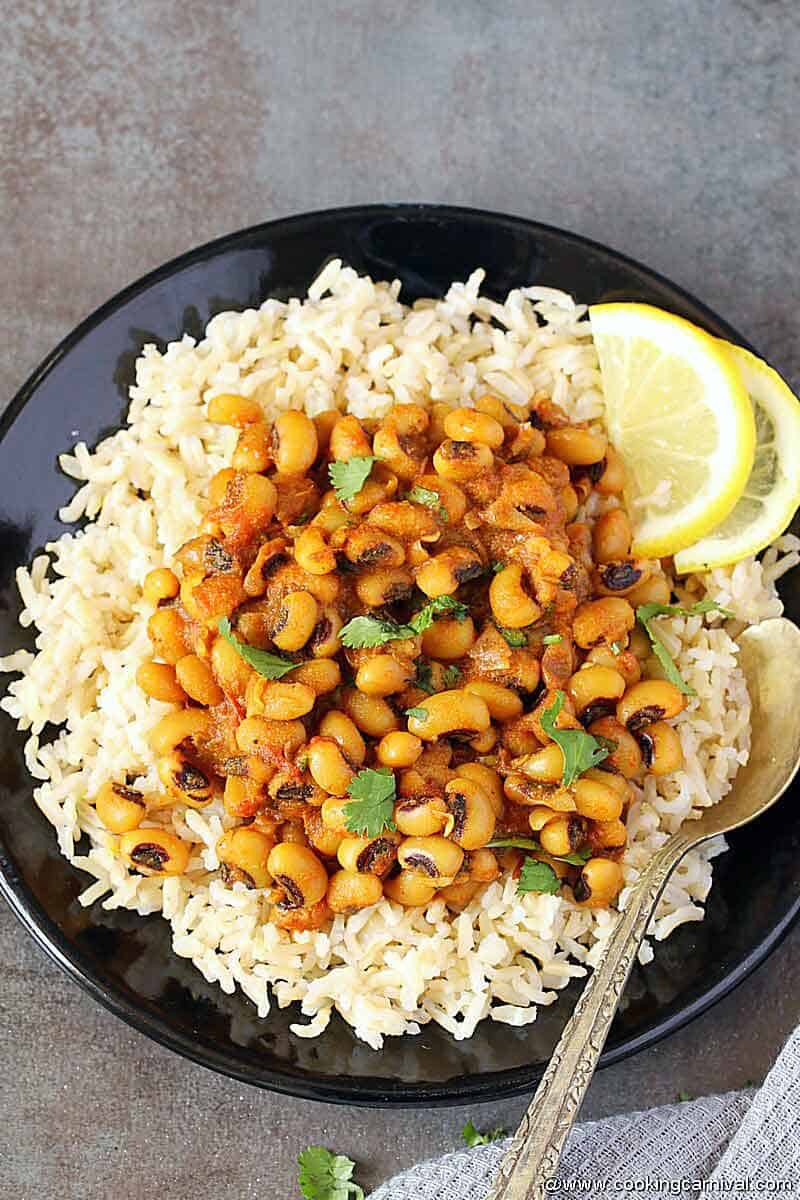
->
xmin=93 ymin=392 xmax=707 ymax=927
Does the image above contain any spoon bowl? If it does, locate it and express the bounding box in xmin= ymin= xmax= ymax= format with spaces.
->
xmin=489 ymin=616 xmax=800 ymax=1200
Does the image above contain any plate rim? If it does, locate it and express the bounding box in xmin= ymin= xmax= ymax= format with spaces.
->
xmin=0 ymin=202 xmax=789 ymax=1106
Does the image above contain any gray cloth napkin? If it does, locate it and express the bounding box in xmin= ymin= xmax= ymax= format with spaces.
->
xmin=373 ymin=1026 xmax=800 ymax=1198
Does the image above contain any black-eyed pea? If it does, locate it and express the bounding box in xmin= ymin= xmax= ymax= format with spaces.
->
xmin=573 ymin=773 xmax=624 ymax=821
xmin=464 ymin=680 xmax=523 ymax=722
xmin=545 ymin=426 xmax=607 ymax=466
xmin=252 ymin=680 xmax=316 ymax=721
xmin=415 ymin=546 xmax=484 ymax=598
xmin=592 ymin=509 xmax=632 ymax=563
xmin=95 ymin=781 xmax=148 ymax=834
xmin=337 ymin=833 xmax=400 ymax=876
xmin=272 ymin=591 xmax=319 ymax=652
xmin=573 ymin=598 xmax=636 ymax=649
xmin=595 ymin=446 xmax=626 ymax=496
xmin=406 ymin=689 xmax=490 ymax=741
xmin=515 ymin=743 xmax=565 ymax=785
xmin=626 ymin=573 xmax=672 ymax=608
xmin=223 ymin=775 xmax=266 ymax=819
xmin=270 ymin=897 xmax=332 ymax=931
xmin=454 ymin=762 xmax=504 ymax=817
xmin=539 ymin=814 xmax=587 ymax=857
xmin=344 ymin=526 xmax=406 ymax=569
xmin=529 ymin=688 xmax=581 ymax=745
xmin=397 ymin=835 xmax=464 ymax=884
xmin=329 ymin=414 xmax=373 ymax=461
xmin=309 ymin=607 xmax=343 ymax=658
xmin=175 ymin=654 xmax=224 ymax=706
xmin=573 ymin=857 xmax=624 ymax=907
xmin=268 ymin=767 xmax=326 ymax=813
xmin=341 ymin=688 xmax=400 ymax=738
xmin=587 ymin=716 xmax=644 ymax=779
xmin=147 ymin=607 xmax=192 ymax=664
xmin=394 ymin=796 xmax=449 ymax=837
xmin=589 ymin=818 xmax=627 ymax=849
xmin=158 ymin=750 xmax=215 ymax=808
xmin=443 ymin=407 xmax=505 ymax=448
xmin=433 ymin=438 xmax=494 ymax=481
xmin=354 ymin=566 xmax=413 ymax=607
xmin=211 ymin=634 xmax=254 ymax=700
xmin=437 ymin=879 xmax=484 ymax=911
xmin=528 ymin=805 xmax=557 ymax=833
xmin=355 ymin=654 xmax=414 ymax=698
xmin=489 ymin=563 xmax=541 ymax=628
xmin=235 ymin=715 xmax=307 ymax=759
xmin=149 ymin=707 xmax=212 ymax=755
xmin=383 ymin=870 xmax=437 ymax=907
xmin=344 ymin=462 xmax=399 ymax=516
xmin=208 ymin=467 xmax=238 ymax=507
xmin=279 ymin=820 xmax=310 ymax=847
xmin=469 ymin=727 xmax=497 ymax=754
xmin=273 ymin=410 xmax=318 ymax=475
xmin=327 ymin=869 xmax=384 ymax=914
xmin=636 ymin=720 xmax=684 ymax=775
xmin=567 ymin=664 xmax=626 ymax=725
xmin=119 ymin=828 xmax=192 ymax=876
xmin=376 ymin=731 xmax=423 ymax=769
xmin=217 ymin=827 xmax=274 ymax=888
xmin=288 ymin=658 xmax=341 ymax=695
xmin=319 ymin=710 xmax=366 ymax=765
xmin=307 ymin=737 xmax=355 ymax=796
xmin=320 ymin=795 xmax=351 ymax=835
xmin=628 ymin=626 xmax=653 ymax=661
xmin=232 ymin=422 xmax=272 ymax=473
xmin=207 ymin=392 xmax=262 ymax=426
xmin=467 ymin=848 xmax=501 ymax=882
xmin=443 ymin=778 xmax=496 ymax=849
xmin=594 ymin=560 xmax=652 ymax=598
xmin=142 ymin=567 xmax=180 ymax=607
xmin=136 ymin=660 xmax=188 ymax=705
xmin=367 ymin=500 xmax=440 ymax=542
xmin=312 ymin=409 xmax=339 ymax=453
xmin=504 ymin=772 xmax=575 ymax=811
xmin=414 ymin=473 xmax=468 ymax=525
xmin=267 ymin=843 xmax=328 ymax=909
xmin=617 ymin=680 xmax=686 ymax=732
xmin=421 ymin=615 xmax=476 ymax=660
xmin=304 ymin=812 xmax=344 ymax=858
xmin=586 ymin=644 xmax=642 ymax=688
xmin=294 ymin=527 xmax=337 ymax=576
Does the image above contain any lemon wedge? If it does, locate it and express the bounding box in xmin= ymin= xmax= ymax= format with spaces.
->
xmin=589 ymin=303 xmax=755 ymax=558
xmin=674 ymin=344 xmax=800 ymax=574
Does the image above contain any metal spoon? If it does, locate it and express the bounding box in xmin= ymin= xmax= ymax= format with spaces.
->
xmin=487 ymin=617 xmax=800 ymax=1200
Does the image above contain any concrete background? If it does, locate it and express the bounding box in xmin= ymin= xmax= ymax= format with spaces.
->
xmin=2 ymin=1 xmax=798 ymax=1195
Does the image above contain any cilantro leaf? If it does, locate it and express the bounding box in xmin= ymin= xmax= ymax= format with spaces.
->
xmin=462 ymin=1119 xmax=505 ymax=1148
xmin=517 ymin=857 xmax=562 ymax=895
xmin=408 ymin=594 xmax=468 ymax=633
xmin=339 ymin=597 xmax=467 ymax=649
xmin=343 ymin=768 xmax=397 ymax=837
xmin=491 ymin=561 xmax=507 ymax=575
xmin=635 ymin=600 xmax=731 ymax=698
xmin=609 ymin=641 xmax=621 ymax=655
xmin=328 ymin=456 xmax=376 ymax=503
xmin=339 ymin=615 xmax=412 ymax=649
xmin=405 ymin=706 xmax=429 ymax=721
xmin=217 ymin=617 xmax=297 ymax=679
xmin=494 ymin=623 xmax=528 ymax=648
xmin=408 ymin=485 xmax=448 ymax=522
xmin=488 ymin=837 xmax=592 ymax=866
xmin=415 ymin=661 xmax=435 ymax=694
xmin=542 ymin=634 xmax=563 ymax=646
xmin=442 ymin=664 xmax=463 ymax=688
xmin=297 ymin=1146 xmax=365 ymax=1200
xmin=676 ymin=1090 xmax=691 ymax=1103
xmin=540 ymin=691 xmax=611 ymax=786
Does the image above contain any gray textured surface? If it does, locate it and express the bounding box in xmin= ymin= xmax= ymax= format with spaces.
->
xmin=1 ymin=2 xmax=799 ymax=1196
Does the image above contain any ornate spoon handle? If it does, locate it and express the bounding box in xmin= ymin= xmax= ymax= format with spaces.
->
xmin=486 ymin=833 xmax=693 ymax=1200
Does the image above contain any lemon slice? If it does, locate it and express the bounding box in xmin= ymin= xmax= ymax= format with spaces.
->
xmin=674 ymin=344 xmax=800 ymax=574
xmin=589 ymin=303 xmax=755 ymax=558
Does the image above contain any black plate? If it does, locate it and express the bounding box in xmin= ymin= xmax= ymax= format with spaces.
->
xmin=1 ymin=205 xmax=798 ymax=1107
